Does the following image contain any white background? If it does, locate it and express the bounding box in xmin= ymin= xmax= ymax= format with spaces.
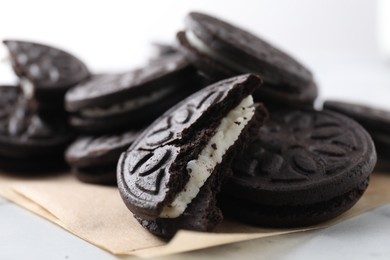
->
xmin=0 ymin=0 xmax=383 ymax=69
xmin=1 ymin=0 xmax=388 ymax=109
xmin=1 ymin=1 xmax=390 ymax=259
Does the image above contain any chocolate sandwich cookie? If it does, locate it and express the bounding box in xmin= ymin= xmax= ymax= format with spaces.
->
xmin=323 ymin=100 xmax=390 ymax=170
xmin=3 ymin=40 xmax=90 ymax=112
xmin=65 ymin=53 xmax=201 ymax=134
xmin=0 ymin=94 xmax=74 ymax=172
xmin=117 ymin=74 xmax=267 ymax=238
xmin=177 ymin=12 xmax=318 ymax=107
xmin=220 ymin=109 xmax=376 ymax=227
xmin=65 ymin=130 xmax=139 ymax=185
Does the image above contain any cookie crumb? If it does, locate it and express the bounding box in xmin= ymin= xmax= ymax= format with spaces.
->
xmin=234 ymin=121 xmax=241 ymax=125
xmin=211 ymin=143 xmax=217 ymax=150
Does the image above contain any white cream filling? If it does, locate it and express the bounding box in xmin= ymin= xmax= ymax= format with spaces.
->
xmin=159 ymin=95 xmax=255 ymax=218
xmin=186 ymin=30 xmax=250 ymax=73
xmin=20 ymin=77 xmax=34 ymax=98
xmin=80 ymin=86 xmax=175 ymax=118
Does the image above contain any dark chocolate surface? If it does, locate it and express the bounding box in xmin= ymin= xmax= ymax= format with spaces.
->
xmin=65 ymin=53 xmax=192 ymax=111
xmin=324 ymin=100 xmax=390 ymax=134
xmin=117 ymin=74 xmax=261 ymax=221
xmin=185 ymin=12 xmax=313 ymax=85
xmin=3 ymin=40 xmax=90 ymax=91
xmin=220 ymin=177 xmax=369 ymax=227
xmin=0 ymin=95 xmax=74 ymax=158
xmin=324 ymin=100 xmax=390 ymax=160
xmin=220 ymin=109 xmax=376 ymax=227
xmin=177 ymin=12 xmax=318 ymax=105
xmin=224 ymin=109 xmax=376 ymax=206
xmin=65 ymin=130 xmax=139 ymax=168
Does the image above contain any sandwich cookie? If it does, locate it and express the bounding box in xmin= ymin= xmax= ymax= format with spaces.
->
xmin=65 ymin=130 xmax=139 ymax=185
xmin=177 ymin=12 xmax=318 ymax=107
xmin=0 ymin=93 xmax=74 ymax=172
xmin=3 ymin=40 xmax=90 ymax=112
xmin=65 ymin=53 xmax=201 ymax=134
xmin=117 ymin=74 xmax=267 ymax=237
xmin=220 ymin=109 xmax=376 ymax=227
xmin=324 ymin=100 xmax=390 ymax=170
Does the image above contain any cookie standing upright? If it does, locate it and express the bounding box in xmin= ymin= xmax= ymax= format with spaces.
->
xmin=220 ymin=109 xmax=376 ymax=227
xmin=3 ymin=40 xmax=90 ymax=112
xmin=177 ymin=12 xmax=318 ymax=107
xmin=65 ymin=53 xmax=202 ymax=134
xmin=117 ymin=74 xmax=267 ymax=237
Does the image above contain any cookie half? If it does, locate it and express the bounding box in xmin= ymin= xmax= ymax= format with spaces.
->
xmin=65 ymin=53 xmax=201 ymax=133
xmin=117 ymin=74 xmax=267 ymax=237
xmin=3 ymin=40 xmax=90 ymax=111
xmin=220 ymin=109 xmax=376 ymax=227
xmin=177 ymin=12 xmax=318 ymax=106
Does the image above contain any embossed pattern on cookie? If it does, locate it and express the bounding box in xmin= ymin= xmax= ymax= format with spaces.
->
xmin=219 ymin=109 xmax=376 ymax=228
xmin=0 ymin=94 xmax=74 ymax=158
xmin=3 ymin=40 xmax=90 ymax=90
xmin=117 ymin=74 xmax=262 ymax=224
xmin=228 ymin=110 xmax=376 ymax=206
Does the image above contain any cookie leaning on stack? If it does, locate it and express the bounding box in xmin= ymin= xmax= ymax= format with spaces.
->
xmin=177 ymin=12 xmax=318 ymax=107
xmin=117 ymin=74 xmax=268 ymax=237
xmin=3 ymin=40 xmax=90 ymax=114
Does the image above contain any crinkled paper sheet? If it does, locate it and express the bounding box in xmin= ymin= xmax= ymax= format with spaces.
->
xmin=0 ymin=171 xmax=389 ymax=258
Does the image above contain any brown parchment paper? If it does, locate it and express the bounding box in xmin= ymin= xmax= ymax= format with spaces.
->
xmin=0 ymin=171 xmax=390 ymax=258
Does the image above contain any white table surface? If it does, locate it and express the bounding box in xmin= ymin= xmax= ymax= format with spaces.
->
xmin=1 ymin=51 xmax=390 ymax=259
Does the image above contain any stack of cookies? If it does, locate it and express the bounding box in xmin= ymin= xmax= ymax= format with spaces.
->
xmin=0 ymin=41 xmax=88 ymax=172
xmin=63 ymin=52 xmax=205 ymax=185
xmin=0 ymin=12 xmax=388 ymax=239
xmin=117 ymin=12 xmax=380 ymax=237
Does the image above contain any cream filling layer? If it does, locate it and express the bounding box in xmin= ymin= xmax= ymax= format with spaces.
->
xmin=186 ymin=30 xmax=249 ymax=73
xmin=20 ymin=77 xmax=34 ymax=98
xmin=80 ymin=86 xmax=175 ymax=118
xmin=159 ymin=95 xmax=255 ymax=218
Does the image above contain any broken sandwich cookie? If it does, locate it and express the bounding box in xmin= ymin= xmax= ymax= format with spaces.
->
xmin=117 ymin=74 xmax=267 ymax=237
